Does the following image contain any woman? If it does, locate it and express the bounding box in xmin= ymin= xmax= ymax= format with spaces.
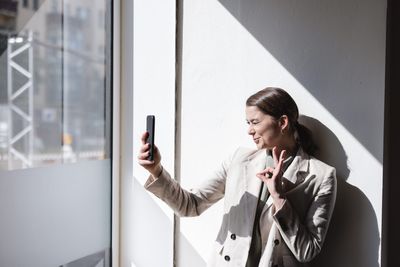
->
xmin=138 ymin=87 xmax=337 ymax=267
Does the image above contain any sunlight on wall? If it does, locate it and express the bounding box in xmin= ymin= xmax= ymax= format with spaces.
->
xmin=131 ymin=0 xmax=176 ymax=266
xmin=179 ymin=1 xmax=384 ymax=265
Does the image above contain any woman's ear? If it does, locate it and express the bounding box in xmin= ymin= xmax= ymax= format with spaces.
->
xmin=279 ymin=115 xmax=289 ymax=132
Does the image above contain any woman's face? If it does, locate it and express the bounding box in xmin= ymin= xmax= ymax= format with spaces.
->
xmin=245 ymin=106 xmax=282 ymax=150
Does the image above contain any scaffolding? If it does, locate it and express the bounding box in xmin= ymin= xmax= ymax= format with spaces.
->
xmin=7 ymin=31 xmax=34 ymax=169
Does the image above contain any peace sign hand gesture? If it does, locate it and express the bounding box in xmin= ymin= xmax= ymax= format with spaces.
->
xmin=256 ymin=146 xmax=287 ymax=210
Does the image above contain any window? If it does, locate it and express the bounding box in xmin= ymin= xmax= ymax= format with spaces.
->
xmin=98 ymin=9 xmax=105 ymax=29
xmin=0 ymin=0 xmax=111 ymax=171
xmin=0 ymin=1 xmax=113 ymax=266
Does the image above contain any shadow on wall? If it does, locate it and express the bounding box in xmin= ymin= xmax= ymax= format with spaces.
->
xmin=300 ymin=116 xmax=380 ymax=267
xmin=218 ymin=0 xmax=385 ymax=163
xmin=131 ymin=178 xmax=206 ymax=267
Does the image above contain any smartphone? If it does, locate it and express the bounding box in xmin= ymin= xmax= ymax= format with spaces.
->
xmin=146 ymin=115 xmax=155 ymax=161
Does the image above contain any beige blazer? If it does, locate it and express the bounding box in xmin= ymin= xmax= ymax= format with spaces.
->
xmin=145 ymin=147 xmax=337 ymax=267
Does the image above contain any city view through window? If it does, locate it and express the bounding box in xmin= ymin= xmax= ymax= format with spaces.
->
xmin=0 ymin=0 xmax=111 ymax=170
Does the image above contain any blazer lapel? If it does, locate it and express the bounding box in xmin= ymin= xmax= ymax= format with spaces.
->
xmin=244 ymin=149 xmax=267 ymax=197
xmin=282 ymin=147 xmax=310 ymax=189
xmin=242 ymin=149 xmax=267 ymax=229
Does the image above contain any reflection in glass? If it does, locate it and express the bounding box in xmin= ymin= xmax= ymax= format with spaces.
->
xmin=60 ymin=249 xmax=110 ymax=267
xmin=0 ymin=0 xmax=110 ymax=170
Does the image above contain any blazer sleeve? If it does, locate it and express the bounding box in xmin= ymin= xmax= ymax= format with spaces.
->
xmin=272 ymin=168 xmax=337 ymax=263
xmin=144 ymin=149 xmax=238 ymax=217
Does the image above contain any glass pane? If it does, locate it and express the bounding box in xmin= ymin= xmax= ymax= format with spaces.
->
xmin=0 ymin=159 xmax=111 ymax=267
xmin=0 ymin=0 xmax=111 ymax=171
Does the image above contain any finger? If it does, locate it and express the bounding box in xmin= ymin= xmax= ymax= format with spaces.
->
xmin=138 ymin=151 xmax=150 ymax=160
xmin=257 ymin=167 xmax=275 ymax=175
xmin=139 ymin=143 xmax=150 ymax=153
xmin=257 ymin=168 xmax=274 ymax=180
xmin=257 ymin=172 xmax=273 ymax=180
xmin=256 ymin=173 xmax=268 ymax=182
xmin=141 ymin=132 xmax=149 ymax=145
xmin=138 ymin=159 xmax=155 ymax=166
xmin=279 ymin=149 xmax=286 ymax=162
xmin=275 ymin=150 xmax=286 ymax=172
xmin=272 ymin=146 xmax=279 ymax=166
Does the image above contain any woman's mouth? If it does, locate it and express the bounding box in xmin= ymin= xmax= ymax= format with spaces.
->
xmin=253 ymin=138 xmax=260 ymax=143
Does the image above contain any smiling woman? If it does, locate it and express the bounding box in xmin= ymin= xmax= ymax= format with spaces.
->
xmin=246 ymin=87 xmax=317 ymax=157
xmin=139 ymin=87 xmax=337 ymax=267
xmin=246 ymin=106 xmax=283 ymax=150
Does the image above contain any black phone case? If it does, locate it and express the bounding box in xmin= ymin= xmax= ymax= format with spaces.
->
xmin=146 ymin=115 xmax=155 ymax=161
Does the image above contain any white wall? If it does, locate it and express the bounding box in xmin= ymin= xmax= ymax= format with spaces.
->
xmin=179 ymin=1 xmax=386 ymax=267
xmin=124 ymin=0 xmax=177 ymax=266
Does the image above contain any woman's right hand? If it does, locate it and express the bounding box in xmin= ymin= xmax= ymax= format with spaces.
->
xmin=138 ymin=132 xmax=163 ymax=177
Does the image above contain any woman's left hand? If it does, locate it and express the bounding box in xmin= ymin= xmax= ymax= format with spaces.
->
xmin=256 ymin=147 xmax=286 ymax=209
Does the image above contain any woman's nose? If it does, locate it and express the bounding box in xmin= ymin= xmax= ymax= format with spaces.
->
xmin=248 ymin=126 xmax=255 ymax=135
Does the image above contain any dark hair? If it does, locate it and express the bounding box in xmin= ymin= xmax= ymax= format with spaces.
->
xmin=246 ymin=87 xmax=317 ymax=156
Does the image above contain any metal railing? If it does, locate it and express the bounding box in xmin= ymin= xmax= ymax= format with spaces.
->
xmin=7 ymin=31 xmax=34 ymax=169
